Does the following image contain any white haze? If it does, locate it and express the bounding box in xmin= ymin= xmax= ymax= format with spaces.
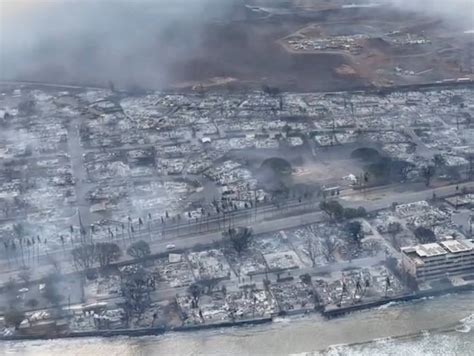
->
xmin=0 ymin=0 xmax=238 ymax=89
xmin=0 ymin=0 xmax=472 ymax=88
xmin=384 ymin=0 xmax=474 ymax=27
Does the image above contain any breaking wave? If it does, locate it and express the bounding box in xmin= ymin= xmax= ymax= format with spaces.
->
xmin=311 ymin=313 xmax=473 ymax=356
xmin=376 ymin=301 xmax=403 ymax=310
xmin=455 ymin=313 xmax=474 ymax=333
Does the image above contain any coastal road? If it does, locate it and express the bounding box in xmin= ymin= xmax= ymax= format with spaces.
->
xmin=0 ymin=80 xmax=105 ymax=91
xmin=1 ymin=181 xmax=473 ymax=285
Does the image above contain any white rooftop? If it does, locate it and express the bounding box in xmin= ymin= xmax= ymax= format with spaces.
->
xmin=440 ymin=239 xmax=474 ymax=253
xmin=414 ymin=243 xmax=447 ymax=257
xmin=402 ymin=239 xmax=474 ymax=259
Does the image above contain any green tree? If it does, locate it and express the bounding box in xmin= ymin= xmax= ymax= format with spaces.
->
xmin=25 ymin=298 xmax=39 ymax=309
xmin=468 ymin=154 xmax=474 ymax=181
xmin=18 ymin=267 xmax=31 ymax=284
xmin=197 ymin=278 xmax=220 ymax=294
xmin=121 ymin=267 xmax=153 ymax=320
xmin=388 ymin=222 xmax=402 ymax=234
xmin=4 ymin=309 xmax=25 ymax=329
xmin=260 ymin=157 xmax=292 ymax=177
xmin=5 ymin=277 xmax=18 ymax=305
xmin=127 ymin=240 xmax=151 ymax=260
xmin=13 ymin=223 xmax=26 ymax=265
xmin=421 ymin=165 xmax=436 ymax=187
xmin=388 ymin=222 xmax=402 ymax=249
xmin=321 ymin=235 xmax=338 ymax=262
xmin=346 ymin=221 xmax=364 ymax=243
xmin=71 ymin=244 xmax=96 ymax=270
xmin=188 ymin=283 xmax=203 ymax=308
xmin=300 ymin=273 xmax=312 ymax=285
xmin=262 ymin=84 xmax=281 ymax=97
xmin=43 ymin=273 xmax=64 ymax=306
xmin=433 ymin=154 xmax=445 ymax=169
xmin=227 ymin=227 xmax=253 ymax=256
xmin=351 ymin=147 xmax=380 ymax=162
xmin=414 ymin=226 xmax=436 ymax=243
xmin=95 ymin=242 xmax=121 ymax=267
xmin=13 ymin=223 xmax=25 ymax=239
xmin=391 ymin=160 xmax=416 ymax=182
xmin=343 ymin=207 xmax=367 ymax=219
xmin=320 ymin=200 xmax=344 ymax=221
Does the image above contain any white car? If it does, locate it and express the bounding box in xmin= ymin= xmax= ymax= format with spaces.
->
xmin=166 ymin=244 xmax=176 ymax=250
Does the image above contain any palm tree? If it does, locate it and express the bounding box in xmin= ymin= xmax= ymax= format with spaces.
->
xmin=11 ymin=241 xmax=18 ymax=265
xmin=26 ymin=238 xmax=33 ymax=264
xmin=384 ymin=276 xmax=391 ymax=297
xmin=90 ymin=224 xmax=95 ymax=243
xmin=147 ymin=213 xmax=152 ymax=240
xmin=36 ymin=236 xmax=41 ymax=264
xmin=13 ymin=223 xmax=24 ymax=239
xmin=69 ymin=225 xmax=74 ymax=245
xmin=351 ymin=278 xmax=363 ymax=303
xmin=3 ymin=241 xmax=11 ymax=267
xmin=421 ymin=165 xmax=436 ymax=187
xmin=433 ymin=154 xmax=445 ymax=169
xmin=13 ymin=223 xmax=25 ymax=266
xmin=338 ymin=281 xmax=347 ymax=307
xmin=467 ymin=154 xmax=474 ymax=181
xmin=176 ymin=214 xmax=181 ymax=237
xmin=138 ymin=217 xmax=143 ymax=236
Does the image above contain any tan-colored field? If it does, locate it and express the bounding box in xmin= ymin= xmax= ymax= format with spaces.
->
xmin=278 ymin=16 xmax=474 ymax=88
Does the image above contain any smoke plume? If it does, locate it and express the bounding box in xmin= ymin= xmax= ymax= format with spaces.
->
xmin=385 ymin=0 xmax=474 ymax=28
xmin=0 ymin=0 xmax=238 ymax=89
xmin=1 ymin=0 xmax=472 ymax=89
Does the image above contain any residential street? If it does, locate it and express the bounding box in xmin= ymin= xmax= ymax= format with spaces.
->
xmin=1 ymin=181 xmax=472 ymax=286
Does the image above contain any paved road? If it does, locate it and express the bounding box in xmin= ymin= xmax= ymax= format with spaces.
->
xmin=0 ymin=80 xmax=104 ymax=91
xmin=1 ymin=181 xmax=473 ymax=285
xmin=67 ymin=120 xmax=98 ymax=229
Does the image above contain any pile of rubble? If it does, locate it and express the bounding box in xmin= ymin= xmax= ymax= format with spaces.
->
xmin=270 ymin=279 xmax=318 ymax=312
xmin=188 ymin=249 xmax=233 ymax=280
xmin=314 ymin=266 xmax=405 ymax=308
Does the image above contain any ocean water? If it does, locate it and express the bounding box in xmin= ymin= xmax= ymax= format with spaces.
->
xmin=1 ymin=292 xmax=473 ymax=356
xmin=316 ymin=328 xmax=474 ymax=356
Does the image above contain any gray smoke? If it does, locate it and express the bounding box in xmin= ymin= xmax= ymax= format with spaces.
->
xmin=0 ymin=0 xmax=238 ymax=89
xmin=384 ymin=0 xmax=474 ymax=28
xmin=1 ymin=0 xmax=472 ymax=89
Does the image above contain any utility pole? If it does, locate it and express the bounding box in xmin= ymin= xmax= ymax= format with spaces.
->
xmin=332 ymin=114 xmax=336 ymax=146
xmin=469 ymin=215 xmax=473 ymax=238
xmin=78 ymin=209 xmax=86 ymax=245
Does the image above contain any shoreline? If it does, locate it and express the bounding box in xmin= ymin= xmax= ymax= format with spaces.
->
xmin=2 ymin=284 xmax=472 ymax=343
xmin=314 ymin=321 xmax=469 ymax=354
xmin=323 ymin=283 xmax=474 ymax=318
xmin=1 ymin=78 xmax=473 ymax=96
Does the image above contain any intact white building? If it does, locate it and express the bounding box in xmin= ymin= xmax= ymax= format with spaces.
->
xmin=401 ymin=239 xmax=474 ymax=281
